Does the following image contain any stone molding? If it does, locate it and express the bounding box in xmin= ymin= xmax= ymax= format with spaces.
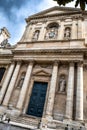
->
xmin=17 ymin=38 xmax=85 ymax=44
xmin=12 ymin=48 xmax=85 ymax=54
xmin=26 ymin=11 xmax=83 ymax=23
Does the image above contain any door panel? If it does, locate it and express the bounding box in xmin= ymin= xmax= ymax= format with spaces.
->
xmin=26 ymin=82 xmax=47 ymax=117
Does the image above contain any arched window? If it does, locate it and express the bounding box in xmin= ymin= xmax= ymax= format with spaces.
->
xmin=45 ymin=22 xmax=58 ymax=40
xmin=32 ymin=30 xmax=40 ymax=40
xmin=17 ymin=72 xmax=26 ymax=88
xmin=64 ymin=27 xmax=71 ymax=39
xmin=0 ymin=67 xmax=6 ymax=82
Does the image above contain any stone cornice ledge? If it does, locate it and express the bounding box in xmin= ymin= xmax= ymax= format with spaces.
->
xmin=26 ymin=11 xmax=84 ymax=22
xmin=12 ymin=48 xmax=87 ymax=54
xmin=18 ymin=39 xmax=85 ymax=44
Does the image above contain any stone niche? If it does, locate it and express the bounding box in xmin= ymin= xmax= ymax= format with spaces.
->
xmin=8 ymin=63 xmax=28 ymax=109
xmin=53 ymin=64 xmax=68 ymax=121
xmin=83 ymin=65 xmax=87 ymax=121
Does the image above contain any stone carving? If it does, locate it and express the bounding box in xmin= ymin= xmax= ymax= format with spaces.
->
xmin=59 ymin=75 xmax=66 ymax=92
xmin=17 ymin=72 xmax=25 ymax=88
xmin=1 ymin=113 xmax=10 ymax=123
xmin=0 ymin=39 xmax=11 ymax=48
xmin=34 ymin=64 xmax=52 ymax=69
xmin=32 ymin=30 xmax=40 ymax=40
xmin=45 ymin=28 xmax=57 ymax=40
xmin=45 ymin=22 xmax=58 ymax=40
xmin=64 ymin=27 xmax=71 ymax=39
xmin=83 ymin=65 xmax=87 ymax=71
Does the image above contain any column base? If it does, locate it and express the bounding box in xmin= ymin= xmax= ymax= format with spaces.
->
xmin=45 ymin=115 xmax=53 ymax=122
xmin=75 ymin=118 xmax=84 ymax=123
xmin=64 ymin=115 xmax=73 ymax=121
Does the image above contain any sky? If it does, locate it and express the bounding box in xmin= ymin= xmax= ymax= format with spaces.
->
xmin=0 ymin=0 xmax=77 ymax=45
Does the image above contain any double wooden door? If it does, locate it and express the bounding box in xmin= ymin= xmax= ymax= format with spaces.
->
xmin=27 ymin=82 xmax=48 ymax=117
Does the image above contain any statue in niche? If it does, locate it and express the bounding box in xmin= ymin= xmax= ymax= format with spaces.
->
xmin=17 ymin=73 xmax=25 ymax=88
xmin=64 ymin=27 xmax=71 ymax=39
xmin=32 ymin=30 xmax=40 ymax=40
xmin=59 ymin=76 xmax=66 ymax=92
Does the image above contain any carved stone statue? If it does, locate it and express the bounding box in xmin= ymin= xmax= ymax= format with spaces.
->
xmin=64 ymin=27 xmax=71 ymax=39
xmin=17 ymin=73 xmax=25 ymax=88
xmin=33 ymin=30 xmax=39 ymax=40
xmin=0 ymin=39 xmax=11 ymax=48
xmin=59 ymin=76 xmax=66 ymax=92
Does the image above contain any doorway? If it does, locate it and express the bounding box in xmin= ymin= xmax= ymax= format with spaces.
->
xmin=26 ymin=81 xmax=48 ymax=117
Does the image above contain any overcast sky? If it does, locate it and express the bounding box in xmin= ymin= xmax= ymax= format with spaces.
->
xmin=0 ymin=0 xmax=77 ymax=45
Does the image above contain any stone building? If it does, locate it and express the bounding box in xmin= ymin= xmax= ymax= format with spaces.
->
xmin=0 ymin=6 xmax=87 ymax=130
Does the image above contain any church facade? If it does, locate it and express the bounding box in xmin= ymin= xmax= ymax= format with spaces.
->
xmin=0 ymin=6 xmax=87 ymax=130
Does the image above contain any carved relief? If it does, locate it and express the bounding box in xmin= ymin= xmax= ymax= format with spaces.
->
xmin=33 ymin=69 xmax=51 ymax=77
xmin=34 ymin=64 xmax=52 ymax=69
xmin=45 ymin=22 xmax=58 ymax=40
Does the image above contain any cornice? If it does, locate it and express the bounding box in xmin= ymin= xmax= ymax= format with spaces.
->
xmin=17 ymin=38 xmax=85 ymax=44
xmin=12 ymin=48 xmax=87 ymax=55
xmin=26 ymin=6 xmax=82 ymax=22
xmin=26 ymin=11 xmax=84 ymax=23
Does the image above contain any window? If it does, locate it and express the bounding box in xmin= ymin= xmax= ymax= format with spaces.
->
xmin=0 ymin=67 xmax=6 ymax=82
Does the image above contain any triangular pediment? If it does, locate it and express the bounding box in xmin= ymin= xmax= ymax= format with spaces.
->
xmin=27 ymin=6 xmax=81 ymax=19
xmin=33 ymin=69 xmax=51 ymax=76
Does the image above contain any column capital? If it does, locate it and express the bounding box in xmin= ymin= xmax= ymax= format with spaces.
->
xmin=12 ymin=60 xmax=22 ymax=65
xmin=69 ymin=62 xmax=74 ymax=66
xmin=53 ymin=61 xmax=58 ymax=66
xmin=17 ymin=61 xmax=22 ymax=65
xmin=11 ymin=60 xmax=16 ymax=64
xmin=29 ymin=60 xmax=35 ymax=66
xmin=77 ymin=62 xmax=83 ymax=67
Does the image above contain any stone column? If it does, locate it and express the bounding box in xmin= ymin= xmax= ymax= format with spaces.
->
xmin=38 ymin=23 xmax=46 ymax=41
xmin=28 ymin=24 xmax=35 ymax=41
xmin=3 ymin=62 xmax=21 ymax=106
xmin=16 ymin=61 xmax=34 ymax=110
xmin=77 ymin=18 xmax=82 ymax=39
xmin=58 ymin=20 xmax=64 ymax=40
xmin=0 ymin=62 xmax=15 ymax=104
xmin=46 ymin=62 xmax=58 ymax=118
xmin=65 ymin=62 xmax=74 ymax=119
xmin=75 ymin=63 xmax=83 ymax=121
xmin=72 ymin=19 xmax=77 ymax=39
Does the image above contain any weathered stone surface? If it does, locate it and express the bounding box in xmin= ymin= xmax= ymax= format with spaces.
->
xmin=0 ymin=6 xmax=87 ymax=130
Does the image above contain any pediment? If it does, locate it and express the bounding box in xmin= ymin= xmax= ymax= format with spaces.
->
xmin=33 ymin=69 xmax=51 ymax=76
xmin=28 ymin=6 xmax=80 ymax=18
